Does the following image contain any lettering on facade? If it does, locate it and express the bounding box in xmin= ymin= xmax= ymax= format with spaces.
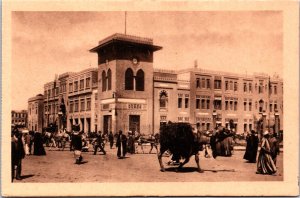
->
xmin=128 ymin=104 xmax=142 ymax=109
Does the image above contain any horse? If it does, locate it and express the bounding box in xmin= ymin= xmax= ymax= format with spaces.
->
xmin=135 ymin=133 xmax=159 ymax=154
xmin=45 ymin=130 xmax=70 ymax=151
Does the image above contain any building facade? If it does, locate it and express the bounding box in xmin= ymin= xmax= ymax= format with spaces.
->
xmin=30 ymin=33 xmax=283 ymax=135
xmin=67 ymin=68 xmax=98 ymax=133
xmin=90 ymin=33 xmax=162 ymax=134
xmin=11 ymin=110 xmax=28 ymax=127
xmin=28 ymin=94 xmax=44 ymax=132
xmin=153 ymin=67 xmax=283 ymax=135
xmin=40 ymin=69 xmax=98 ymax=133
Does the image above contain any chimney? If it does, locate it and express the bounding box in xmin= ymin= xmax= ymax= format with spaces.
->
xmin=194 ymin=60 xmax=198 ymax=68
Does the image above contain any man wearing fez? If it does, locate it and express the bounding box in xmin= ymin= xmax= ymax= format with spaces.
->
xmin=116 ymin=130 xmax=127 ymax=159
xmin=72 ymin=124 xmax=83 ymax=164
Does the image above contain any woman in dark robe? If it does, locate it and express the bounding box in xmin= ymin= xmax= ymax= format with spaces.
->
xmin=256 ymin=131 xmax=277 ymax=175
xmin=127 ymin=132 xmax=135 ymax=154
xmin=243 ymin=130 xmax=259 ymax=163
xmin=33 ymin=132 xmax=46 ymax=155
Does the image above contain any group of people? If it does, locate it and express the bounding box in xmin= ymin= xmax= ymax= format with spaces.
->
xmin=210 ymin=126 xmax=235 ymax=158
xmin=70 ymin=128 xmax=159 ymax=162
xmin=70 ymin=129 xmax=129 ymax=163
xmin=11 ymin=128 xmax=46 ymax=182
xmin=243 ymin=129 xmax=280 ymax=175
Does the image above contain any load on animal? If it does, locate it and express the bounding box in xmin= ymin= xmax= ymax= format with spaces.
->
xmin=157 ymin=122 xmax=205 ymax=173
xmin=157 ymin=122 xmax=236 ymax=173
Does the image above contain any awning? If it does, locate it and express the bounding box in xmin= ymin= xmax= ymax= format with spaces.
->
xmin=21 ymin=129 xmax=29 ymax=133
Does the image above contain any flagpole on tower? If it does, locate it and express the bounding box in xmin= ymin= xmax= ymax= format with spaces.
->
xmin=125 ymin=11 xmax=127 ymax=35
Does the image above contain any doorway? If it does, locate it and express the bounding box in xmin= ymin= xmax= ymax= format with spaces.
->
xmin=129 ymin=115 xmax=140 ymax=133
xmin=80 ymin=118 xmax=85 ymax=132
xmin=103 ymin=115 xmax=112 ymax=133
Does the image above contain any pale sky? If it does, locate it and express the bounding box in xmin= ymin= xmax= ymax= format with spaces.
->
xmin=12 ymin=11 xmax=282 ymax=110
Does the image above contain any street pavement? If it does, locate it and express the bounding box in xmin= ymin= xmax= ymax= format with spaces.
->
xmin=16 ymin=144 xmax=283 ymax=182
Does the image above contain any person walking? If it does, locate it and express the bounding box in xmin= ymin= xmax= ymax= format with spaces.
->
xmin=116 ymin=130 xmax=127 ymax=159
xmin=269 ymin=131 xmax=280 ymax=166
xmin=243 ymin=130 xmax=259 ymax=163
xmin=24 ymin=132 xmax=31 ymax=155
xmin=108 ymin=131 xmax=114 ymax=149
xmin=29 ymin=131 xmax=34 ymax=154
xmin=127 ymin=132 xmax=136 ymax=154
xmin=72 ymin=125 xmax=83 ymax=164
xmin=11 ymin=130 xmax=25 ymax=181
xmin=256 ymin=130 xmax=277 ymax=175
xmin=148 ymin=133 xmax=158 ymax=154
xmin=33 ymin=131 xmax=46 ymax=156
xmin=93 ymin=131 xmax=106 ymax=155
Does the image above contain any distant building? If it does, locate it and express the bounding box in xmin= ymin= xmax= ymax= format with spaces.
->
xmin=11 ymin=110 xmax=27 ymax=127
xmin=66 ymin=68 xmax=98 ymax=132
xmin=43 ymin=69 xmax=98 ymax=133
xmin=28 ymin=94 xmax=44 ymax=132
xmin=31 ymin=33 xmax=283 ymax=135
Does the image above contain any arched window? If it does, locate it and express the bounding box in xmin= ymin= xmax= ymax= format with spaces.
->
xmin=159 ymin=90 xmax=168 ymax=108
xmin=125 ymin=68 xmax=134 ymax=90
xmin=107 ymin=69 xmax=112 ymax=90
xmin=136 ymin=69 xmax=144 ymax=91
xmin=102 ymin=71 xmax=106 ymax=92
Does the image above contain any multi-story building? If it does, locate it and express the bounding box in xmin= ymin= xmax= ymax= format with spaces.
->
xmin=11 ymin=110 xmax=28 ymax=127
xmin=31 ymin=33 xmax=283 ymax=135
xmin=67 ymin=68 xmax=98 ymax=132
xmin=90 ymin=33 xmax=162 ymax=134
xmin=41 ymin=69 xmax=98 ymax=133
xmin=28 ymin=94 xmax=44 ymax=132
xmin=153 ymin=67 xmax=283 ymax=134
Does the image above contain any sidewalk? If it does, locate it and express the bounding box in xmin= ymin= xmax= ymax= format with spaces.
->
xmin=234 ymin=145 xmax=283 ymax=152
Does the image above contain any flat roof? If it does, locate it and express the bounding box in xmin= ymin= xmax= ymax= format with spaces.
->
xmin=90 ymin=33 xmax=162 ymax=52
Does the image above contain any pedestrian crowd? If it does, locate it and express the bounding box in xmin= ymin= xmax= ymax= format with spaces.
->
xmin=11 ymin=127 xmax=46 ymax=182
xmin=11 ymin=123 xmax=281 ymax=181
xmin=243 ymin=129 xmax=280 ymax=175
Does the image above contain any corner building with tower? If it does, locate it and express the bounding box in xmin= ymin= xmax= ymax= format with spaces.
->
xmin=30 ymin=33 xmax=283 ymax=135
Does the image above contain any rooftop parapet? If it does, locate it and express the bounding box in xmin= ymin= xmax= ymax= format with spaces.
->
xmin=28 ymin=94 xmax=44 ymax=102
xmin=90 ymin=33 xmax=162 ymax=52
xmin=98 ymin=33 xmax=153 ymax=46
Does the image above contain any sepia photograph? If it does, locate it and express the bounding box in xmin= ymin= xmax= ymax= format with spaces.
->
xmin=1 ymin=0 xmax=299 ymax=196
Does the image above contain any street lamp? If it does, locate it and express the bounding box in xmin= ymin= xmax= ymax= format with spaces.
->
xmin=212 ymin=110 xmax=217 ymax=129
xmin=274 ymin=110 xmax=280 ymax=134
xmin=45 ymin=111 xmax=49 ymax=127
xmin=113 ymin=91 xmax=118 ymax=133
